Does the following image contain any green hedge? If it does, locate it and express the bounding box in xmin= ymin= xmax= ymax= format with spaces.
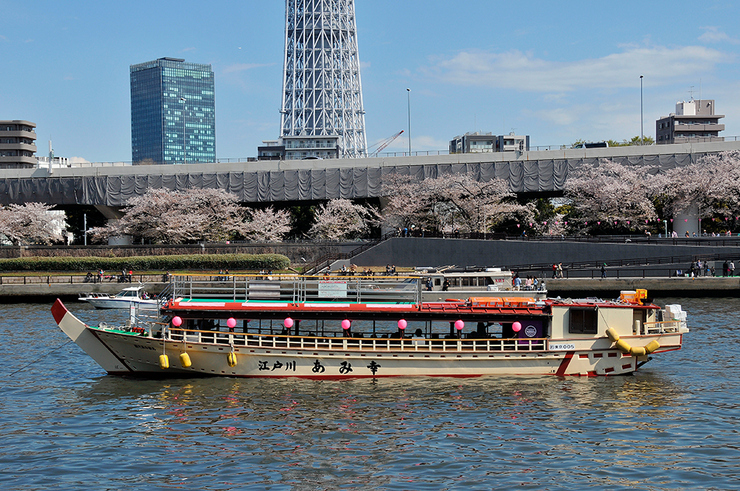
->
xmin=0 ymin=253 xmax=291 ymax=272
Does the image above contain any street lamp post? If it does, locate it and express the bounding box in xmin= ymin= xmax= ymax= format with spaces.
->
xmin=406 ymin=88 xmax=411 ymax=155
xmin=640 ymin=75 xmax=644 ymax=145
xmin=180 ymin=97 xmax=187 ymax=164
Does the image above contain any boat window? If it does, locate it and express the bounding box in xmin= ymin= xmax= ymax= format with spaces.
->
xmin=569 ymin=308 xmax=598 ymax=334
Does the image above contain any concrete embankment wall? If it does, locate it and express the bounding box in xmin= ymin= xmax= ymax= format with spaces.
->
xmin=0 ymin=242 xmax=358 ymax=263
xmin=546 ymin=277 xmax=740 ymax=298
xmin=0 ymin=278 xmax=167 ymax=302
xmin=351 ymin=237 xmax=740 ymax=270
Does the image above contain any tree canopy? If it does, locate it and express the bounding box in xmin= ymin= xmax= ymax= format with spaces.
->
xmin=0 ymin=203 xmax=65 ymax=245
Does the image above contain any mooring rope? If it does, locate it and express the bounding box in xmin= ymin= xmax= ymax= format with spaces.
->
xmin=7 ymin=340 xmax=72 ymax=377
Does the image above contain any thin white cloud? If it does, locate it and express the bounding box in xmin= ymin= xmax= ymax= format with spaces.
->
xmin=699 ymin=26 xmax=740 ymax=45
xmin=425 ymin=45 xmax=729 ymax=92
xmin=223 ymin=62 xmax=274 ymax=74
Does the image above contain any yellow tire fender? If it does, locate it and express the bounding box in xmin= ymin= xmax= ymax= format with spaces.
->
xmin=179 ymin=352 xmax=192 ymax=368
xmin=605 ymin=328 xmax=620 ymax=343
xmin=644 ymin=340 xmax=661 ymax=354
xmin=615 ymin=339 xmax=632 ymax=354
xmin=630 ymin=346 xmax=647 ymax=357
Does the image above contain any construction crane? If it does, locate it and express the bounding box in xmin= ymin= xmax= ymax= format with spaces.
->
xmin=368 ymin=130 xmax=404 ymax=157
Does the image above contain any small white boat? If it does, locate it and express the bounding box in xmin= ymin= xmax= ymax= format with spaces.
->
xmin=78 ymin=286 xmax=158 ymax=310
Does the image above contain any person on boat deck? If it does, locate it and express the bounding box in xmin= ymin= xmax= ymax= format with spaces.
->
xmin=442 ymin=278 xmax=450 ymax=291
xmin=412 ymin=328 xmax=425 ymax=346
xmin=471 ymin=322 xmax=488 ymax=339
xmin=426 ymin=278 xmax=433 ymax=291
xmin=513 ymin=274 xmax=522 ymax=290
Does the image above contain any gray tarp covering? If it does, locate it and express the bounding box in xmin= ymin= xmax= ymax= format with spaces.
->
xmin=0 ymin=153 xmax=703 ymax=206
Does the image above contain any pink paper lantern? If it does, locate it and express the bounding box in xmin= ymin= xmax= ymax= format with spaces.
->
xmin=284 ymin=317 xmax=294 ymax=328
xmin=172 ymin=316 xmax=182 ymax=327
xmin=670 ymin=219 xmax=673 ymax=222
xmin=227 ymin=318 xmax=237 ymax=329
xmin=645 ymin=220 xmax=649 ymax=224
xmin=685 ymin=219 xmax=688 ymax=222
xmin=516 ymin=224 xmax=520 ymax=228
xmin=341 ymin=319 xmax=351 ymax=330
xmin=512 ymin=321 xmax=522 ymax=333
xmin=597 ymin=221 xmax=601 ymax=225
xmin=398 ymin=319 xmax=407 ymax=330
xmin=454 ymin=320 xmax=464 ymax=331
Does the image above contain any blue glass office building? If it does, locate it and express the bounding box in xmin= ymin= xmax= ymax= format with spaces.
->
xmin=130 ymin=57 xmax=215 ymax=164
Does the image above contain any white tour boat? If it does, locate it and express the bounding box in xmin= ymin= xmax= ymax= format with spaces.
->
xmin=78 ymin=285 xmax=158 ymax=310
xmin=53 ymin=274 xmax=688 ymax=378
xmin=415 ymin=266 xmax=546 ymax=302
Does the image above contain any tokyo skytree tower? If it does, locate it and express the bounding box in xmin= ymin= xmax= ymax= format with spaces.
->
xmin=280 ymin=0 xmax=368 ymax=159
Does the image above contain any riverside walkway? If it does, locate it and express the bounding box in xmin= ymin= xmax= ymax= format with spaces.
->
xmin=2 ymin=273 xmax=737 ymax=300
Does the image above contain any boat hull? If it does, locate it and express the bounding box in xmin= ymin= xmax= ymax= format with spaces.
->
xmin=84 ymin=298 xmax=158 ymax=310
xmin=78 ymin=326 xmax=682 ymax=378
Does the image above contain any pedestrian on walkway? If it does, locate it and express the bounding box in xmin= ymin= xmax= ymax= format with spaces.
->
xmin=600 ymin=263 xmax=606 ymax=279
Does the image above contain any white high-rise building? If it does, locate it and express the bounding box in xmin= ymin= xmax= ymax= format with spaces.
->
xmin=277 ymin=0 xmax=368 ymax=160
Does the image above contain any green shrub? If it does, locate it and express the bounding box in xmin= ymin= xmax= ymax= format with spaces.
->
xmin=0 ymin=254 xmax=290 ymax=272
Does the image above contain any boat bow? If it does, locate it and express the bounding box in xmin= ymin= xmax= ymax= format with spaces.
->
xmin=52 ymin=299 xmax=131 ymax=374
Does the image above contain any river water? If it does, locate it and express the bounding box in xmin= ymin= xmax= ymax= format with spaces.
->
xmin=0 ymin=298 xmax=738 ymax=490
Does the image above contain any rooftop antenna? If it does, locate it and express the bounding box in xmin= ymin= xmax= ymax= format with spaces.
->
xmin=688 ymin=86 xmax=695 ymax=100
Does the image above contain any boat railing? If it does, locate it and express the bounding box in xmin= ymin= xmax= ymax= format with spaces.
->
xmin=167 ymin=328 xmax=547 ymax=352
xmin=170 ymin=274 xmax=424 ymax=304
xmin=643 ymin=320 xmax=684 ymax=335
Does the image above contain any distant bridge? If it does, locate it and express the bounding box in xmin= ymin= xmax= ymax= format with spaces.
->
xmin=1 ymin=141 xmax=738 ymax=210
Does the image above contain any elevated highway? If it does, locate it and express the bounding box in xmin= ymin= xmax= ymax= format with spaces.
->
xmin=1 ymin=141 xmax=738 ymax=208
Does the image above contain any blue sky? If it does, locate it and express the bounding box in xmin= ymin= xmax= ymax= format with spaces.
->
xmin=2 ymin=0 xmax=739 ymax=162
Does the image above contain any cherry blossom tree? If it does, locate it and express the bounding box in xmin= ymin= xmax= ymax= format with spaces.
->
xmin=380 ymin=172 xmax=533 ymax=234
xmin=379 ymin=173 xmax=438 ymax=231
xmin=0 ymin=202 xmax=65 ymax=245
xmin=564 ymin=159 xmax=661 ymax=232
xmin=309 ymin=199 xmax=377 ymax=240
xmin=661 ymin=151 xmax=740 ymax=221
xmin=89 ymin=188 xmax=248 ymax=244
xmin=241 ymin=207 xmax=292 ymax=242
xmin=428 ymin=173 xmax=533 ymax=233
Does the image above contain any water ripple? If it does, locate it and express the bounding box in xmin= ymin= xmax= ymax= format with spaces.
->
xmin=0 ymin=300 xmax=738 ymax=489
